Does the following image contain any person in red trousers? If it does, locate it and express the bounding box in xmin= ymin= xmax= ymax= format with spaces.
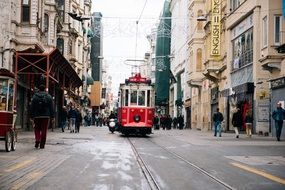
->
xmin=30 ymin=84 xmax=54 ymax=149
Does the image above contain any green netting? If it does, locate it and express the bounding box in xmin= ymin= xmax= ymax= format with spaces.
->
xmin=155 ymin=0 xmax=171 ymax=106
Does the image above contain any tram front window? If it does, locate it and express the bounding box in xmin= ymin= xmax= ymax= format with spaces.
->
xmin=138 ymin=91 xmax=145 ymax=106
xmin=130 ymin=90 xmax=137 ymax=105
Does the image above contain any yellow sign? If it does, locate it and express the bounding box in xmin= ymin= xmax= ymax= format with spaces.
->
xmin=211 ymin=0 xmax=221 ymax=56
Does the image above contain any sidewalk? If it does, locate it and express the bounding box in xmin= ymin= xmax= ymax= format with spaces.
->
xmin=152 ymin=128 xmax=285 ymax=146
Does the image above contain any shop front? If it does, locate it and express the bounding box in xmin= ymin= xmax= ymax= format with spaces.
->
xmin=230 ymin=82 xmax=254 ymax=131
xmin=270 ymin=76 xmax=285 ymax=138
xmin=14 ymin=47 xmax=82 ymax=129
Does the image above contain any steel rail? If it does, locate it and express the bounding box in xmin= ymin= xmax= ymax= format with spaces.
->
xmin=128 ymin=138 xmax=161 ymax=190
xmin=148 ymin=139 xmax=236 ymax=190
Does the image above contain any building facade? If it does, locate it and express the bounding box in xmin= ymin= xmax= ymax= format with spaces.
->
xmin=169 ymin=0 xmax=188 ymax=120
xmin=0 ymin=0 xmax=93 ymax=129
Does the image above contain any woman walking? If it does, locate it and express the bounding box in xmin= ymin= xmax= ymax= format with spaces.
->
xmin=232 ymin=108 xmax=243 ymax=138
xmin=245 ymin=110 xmax=253 ymax=137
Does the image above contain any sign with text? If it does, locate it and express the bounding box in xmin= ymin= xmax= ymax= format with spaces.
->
xmin=211 ymin=0 xmax=221 ymax=56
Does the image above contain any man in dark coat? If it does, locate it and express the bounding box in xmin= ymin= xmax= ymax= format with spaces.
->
xmin=232 ymin=108 xmax=243 ymax=138
xmin=30 ymin=84 xmax=54 ymax=149
xmin=272 ymin=102 xmax=285 ymax=141
xmin=213 ymin=108 xmax=224 ymax=137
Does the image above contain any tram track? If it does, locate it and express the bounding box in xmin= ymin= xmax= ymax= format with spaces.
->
xmin=128 ymin=137 xmax=236 ymax=190
xmin=128 ymin=137 xmax=161 ymax=190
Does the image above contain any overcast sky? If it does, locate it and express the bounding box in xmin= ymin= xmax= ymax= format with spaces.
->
xmin=92 ymin=0 xmax=165 ymax=94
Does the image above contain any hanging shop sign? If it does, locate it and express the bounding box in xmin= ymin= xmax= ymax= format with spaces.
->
xmin=271 ymin=76 xmax=285 ymax=89
xmin=211 ymin=0 xmax=221 ymax=56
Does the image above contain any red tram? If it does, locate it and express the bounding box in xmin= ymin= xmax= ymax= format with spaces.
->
xmin=117 ymin=73 xmax=155 ymax=136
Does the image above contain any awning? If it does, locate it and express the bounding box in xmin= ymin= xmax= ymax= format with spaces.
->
xmin=49 ymin=48 xmax=82 ymax=88
xmin=16 ymin=47 xmax=82 ymax=89
xmin=82 ymin=73 xmax=94 ymax=85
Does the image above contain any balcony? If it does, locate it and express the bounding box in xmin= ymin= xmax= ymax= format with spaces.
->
xmin=259 ymin=55 xmax=283 ymax=72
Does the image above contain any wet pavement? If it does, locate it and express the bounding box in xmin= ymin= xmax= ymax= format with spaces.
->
xmin=0 ymin=126 xmax=284 ymax=190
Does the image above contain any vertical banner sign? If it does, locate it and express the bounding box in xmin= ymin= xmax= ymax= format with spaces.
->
xmin=211 ymin=0 xmax=221 ymax=56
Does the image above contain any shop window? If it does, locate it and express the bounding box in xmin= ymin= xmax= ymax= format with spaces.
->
xmin=274 ymin=15 xmax=281 ymax=45
xmin=22 ymin=0 xmax=30 ymax=23
xmin=0 ymin=79 xmax=13 ymax=112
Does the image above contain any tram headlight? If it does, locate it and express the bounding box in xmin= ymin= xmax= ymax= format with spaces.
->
xmin=134 ymin=114 xmax=141 ymax=122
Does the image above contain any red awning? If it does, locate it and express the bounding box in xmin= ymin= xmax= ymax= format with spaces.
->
xmin=16 ymin=48 xmax=82 ymax=89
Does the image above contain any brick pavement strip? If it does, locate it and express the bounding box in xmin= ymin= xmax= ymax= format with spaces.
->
xmin=0 ymin=154 xmax=70 ymax=190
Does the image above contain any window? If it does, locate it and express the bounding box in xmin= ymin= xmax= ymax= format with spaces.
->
xmin=274 ymin=15 xmax=281 ymax=45
xmin=232 ymin=28 xmax=253 ymax=70
xmin=69 ymin=40 xmax=72 ymax=55
xmin=125 ymin=89 xmax=129 ymax=106
xmin=22 ymin=0 xmax=30 ymax=22
xmin=138 ymin=91 xmax=145 ymax=106
xmin=196 ymin=49 xmax=202 ymax=71
xmin=56 ymin=38 xmax=64 ymax=54
xmin=263 ymin=16 xmax=268 ymax=47
xmin=147 ymin=90 xmax=150 ymax=107
xmin=0 ymin=79 xmax=13 ymax=112
xmin=44 ymin=14 xmax=49 ymax=33
xmin=197 ymin=10 xmax=203 ymax=31
xmin=130 ymin=90 xmax=137 ymax=105
xmin=230 ymin=0 xmax=245 ymax=12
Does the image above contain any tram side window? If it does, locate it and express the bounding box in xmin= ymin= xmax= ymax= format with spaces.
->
xmin=125 ymin=89 xmax=129 ymax=106
xmin=147 ymin=90 xmax=150 ymax=107
xmin=138 ymin=91 xmax=145 ymax=106
xmin=0 ymin=79 xmax=8 ymax=111
xmin=130 ymin=90 xmax=137 ymax=105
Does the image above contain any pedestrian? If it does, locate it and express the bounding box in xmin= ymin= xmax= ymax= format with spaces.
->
xmin=172 ymin=117 xmax=178 ymax=129
xmin=232 ymin=108 xmax=243 ymax=138
xmin=30 ymin=84 xmax=54 ymax=149
xmin=178 ymin=115 xmax=184 ymax=130
xmin=160 ymin=114 xmax=166 ymax=130
xmin=68 ymin=104 xmax=77 ymax=133
xmin=153 ymin=115 xmax=159 ymax=130
xmin=166 ymin=115 xmax=172 ymax=130
xmin=60 ymin=106 xmax=68 ymax=132
xmin=75 ymin=107 xmax=82 ymax=133
xmin=213 ymin=108 xmax=224 ymax=137
xmin=272 ymin=102 xmax=285 ymax=141
xmin=245 ymin=109 xmax=253 ymax=137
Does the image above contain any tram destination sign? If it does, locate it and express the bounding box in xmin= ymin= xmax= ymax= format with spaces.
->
xmin=271 ymin=77 xmax=285 ymax=89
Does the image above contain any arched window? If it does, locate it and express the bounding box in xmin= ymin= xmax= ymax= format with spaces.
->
xmin=56 ymin=38 xmax=64 ymax=54
xmin=196 ymin=48 xmax=202 ymax=71
xmin=22 ymin=0 xmax=30 ymax=22
xmin=197 ymin=10 xmax=203 ymax=31
xmin=44 ymin=13 xmax=49 ymax=33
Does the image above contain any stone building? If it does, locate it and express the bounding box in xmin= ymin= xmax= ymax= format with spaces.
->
xmin=0 ymin=0 xmax=92 ymax=129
